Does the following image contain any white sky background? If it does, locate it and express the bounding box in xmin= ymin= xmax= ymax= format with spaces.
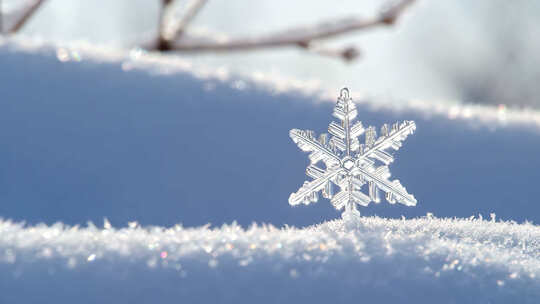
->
xmin=8 ymin=0 xmax=540 ymax=108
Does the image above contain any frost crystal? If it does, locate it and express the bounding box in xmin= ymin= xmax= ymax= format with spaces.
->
xmin=289 ymin=88 xmax=417 ymax=220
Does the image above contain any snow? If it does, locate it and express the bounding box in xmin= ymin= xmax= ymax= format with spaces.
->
xmin=0 ymin=216 xmax=538 ymax=303
xmin=1 ymin=37 xmax=540 ymax=302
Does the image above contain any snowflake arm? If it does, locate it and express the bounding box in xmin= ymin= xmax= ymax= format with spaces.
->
xmin=328 ymin=89 xmax=364 ymax=156
xmin=351 ymin=165 xmax=417 ymax=206
xmin=330 ymin=178 xmax=372 ymax=209
xmin=288 ymin=166 xmax=344 ymax=206
xmin=359 ymin=121 xmax=416 ymax=165
xmin=289 ymin=129 xmax=341 ymax=166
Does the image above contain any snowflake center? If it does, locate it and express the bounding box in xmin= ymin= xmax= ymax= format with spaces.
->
xmin=342 ymin=158 xmax=355 ymax=171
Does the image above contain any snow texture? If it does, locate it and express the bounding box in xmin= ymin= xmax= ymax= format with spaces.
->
xmin=289 ymin=88 xmax=416 ymax=218
xmin=0 ymin=216 xmax=538 ymax=303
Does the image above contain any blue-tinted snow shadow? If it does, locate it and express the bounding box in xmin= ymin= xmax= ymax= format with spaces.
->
xmin=0 ymin=49 xmax=539 ymax=227
xmin=0 ymin=257 xmax=536 ymax=304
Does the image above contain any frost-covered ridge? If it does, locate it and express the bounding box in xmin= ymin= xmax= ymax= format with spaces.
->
xmin=1 ymin=216 xmax=538 ymax=284
xmin=1 ymin=216 xmax=539 ymax=302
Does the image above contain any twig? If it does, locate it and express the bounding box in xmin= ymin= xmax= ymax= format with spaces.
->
xmin=158 ymin=0 xmax=415 ymax=62
xmin=8 ymin=0 xmax=46 ymax=33
xmin=156 ymin=0 xmax=174 ymax=50
xmin=380 ymin=0 xmax=416 ymax=24
xmin=1 ymin=0 xmax=3 ymax=33
xmin=2 ymin=0 xmax=414 ymax=63
xmin=156 ymin=0 xmax=208 ymax=51
xmin=158 ymin=0 xmax=174 ymax=36
xmin=167 ymin=0 xmax=208 ymax=40
xmin=298 ymin=42 xmax=361 ymax=62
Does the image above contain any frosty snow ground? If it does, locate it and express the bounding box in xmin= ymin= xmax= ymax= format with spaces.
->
xmin=1 ymin=216 xmax=538 ymax=303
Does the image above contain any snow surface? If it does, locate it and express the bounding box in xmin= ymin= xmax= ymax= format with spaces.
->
xmin=1 ymin=216 xmax=538 ymax=303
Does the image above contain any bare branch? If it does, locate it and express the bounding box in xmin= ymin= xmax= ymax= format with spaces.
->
xmin=1 ymin=0 xmax=3 ymax=33
xmin=167 ymin=0 xmax=208 ymax=41
xmin=8 ymin=0 xmax=46 ymax=33
xmin=1 ymin=0 xmax=414 ymax=63
xmin=156 ymin=0 xmax=176 ymax=50
xmin=159 ymin=0 xmax=176 ymax=31
xmin=156 ymin=0 xmax=208 ymax=51
xmin=298 ymin=42 xmax=361 ymax=62
xmin=162 ymin=0 xmax=415 ymax=58
xmin=380 ymin=0 xmax=416 ymax=24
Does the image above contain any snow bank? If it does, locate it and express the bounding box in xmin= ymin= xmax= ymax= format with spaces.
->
xmin=2 ymin=36 xmax=540 ymax=129
xmin=1 ymin=216 xmax=538 ymax=303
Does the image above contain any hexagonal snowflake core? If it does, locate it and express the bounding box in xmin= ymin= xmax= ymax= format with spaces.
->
xmin=342 ymin=158 xmax=355 ymax=170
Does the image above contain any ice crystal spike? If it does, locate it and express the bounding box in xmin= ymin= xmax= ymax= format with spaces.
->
xmin=289 ymin=88 xmax=417 ymax=220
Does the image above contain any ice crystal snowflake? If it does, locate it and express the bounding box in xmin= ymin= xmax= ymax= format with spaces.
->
xmin=289 ymin=88 xmax=417 ymax=221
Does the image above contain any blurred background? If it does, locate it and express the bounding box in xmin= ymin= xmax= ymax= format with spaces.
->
xmin=3 ymin=0 xmax=540 ymax=108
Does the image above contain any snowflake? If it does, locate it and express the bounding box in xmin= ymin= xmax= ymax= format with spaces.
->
xmin=289 ymin=88 xmax=417 ymax=220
